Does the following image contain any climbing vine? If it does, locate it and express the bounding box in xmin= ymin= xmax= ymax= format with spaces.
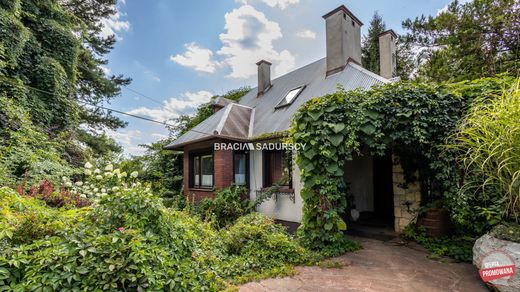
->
xmin=290 ymin=77 xmax=514 ymax=253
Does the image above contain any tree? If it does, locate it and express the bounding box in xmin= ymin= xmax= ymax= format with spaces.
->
xmin=403 ymin=0 xmax=519 ymax=82
xmin=362 ymin=12 xmax=416 ymax=80
xmin=0 ymin=0 xmax=130 ymax=165
xmin=362 ymin=12 xmax=386 ymax=75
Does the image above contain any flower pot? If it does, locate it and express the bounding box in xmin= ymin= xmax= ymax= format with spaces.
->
xmin=416 ymin=208 xmax=451 ymax=237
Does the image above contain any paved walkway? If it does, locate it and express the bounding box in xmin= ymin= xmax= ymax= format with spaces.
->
xmin=241 ymin=237 xmax=488 ymax=292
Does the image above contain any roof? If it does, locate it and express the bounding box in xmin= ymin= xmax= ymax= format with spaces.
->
xmin=166 ymin=58 xmax=388 ymax=150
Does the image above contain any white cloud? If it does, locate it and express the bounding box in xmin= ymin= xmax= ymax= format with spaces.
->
xmin=296 ymin=29 xmax=316 ymax=39
xmin=105 ymin=129 xmax=145 ymax=156
xmin=437 ymin=0 xmax=472 ymax=15
xmin=171 ymin=5 xmax=295 ymax=79
xmin=99 ymin=10 xmax=130 ymax=39
xmin=144 ymin=70 xmax=161 ymax=82
xmin=170 ymin=43 xmax=220 ymax=73
xmin=217 ymin=5 xmax=295 ymax=78
xmin=236 ymin=0 xmax=299 ymax=10
xmin=127 ymin=90 xmax=213 ymax=122
xmin=100 ymin=65 xmax=111 ymax=76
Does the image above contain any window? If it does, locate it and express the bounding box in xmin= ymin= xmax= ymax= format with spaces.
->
xmin=275 ymin=86 xmax=305 ymax=109
xmin=234 ymin=151 xmax=248 ymax=186
xmin=263 ymin=150 xmax=292 ymax=188
xmin=190 ymin=151 xmax=213 ymax=188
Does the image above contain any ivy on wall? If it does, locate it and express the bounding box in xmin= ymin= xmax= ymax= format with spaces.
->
xmin=290 ymin=77 xmax=513 ymax=253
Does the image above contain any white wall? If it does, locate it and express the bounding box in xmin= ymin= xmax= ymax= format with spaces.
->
xmin=344 ymin=155 xmax=374 ymax=212
xmin=248 ymin=150 xmax=303 ymax=222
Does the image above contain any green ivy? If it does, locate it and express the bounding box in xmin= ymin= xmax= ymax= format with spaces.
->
xmin=290 ymin=76 xmax=514 ymax=251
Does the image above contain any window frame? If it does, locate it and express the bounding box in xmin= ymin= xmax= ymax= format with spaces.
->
xmin=262 ymin=150 xmax=293 ymax=189
xmin=233 ymin=150 xmax=250 ymax=188
xmin=189 ymin=149 xmax=214 ymax=189
xmin=275 ymin=85 xmax=306 ymax=109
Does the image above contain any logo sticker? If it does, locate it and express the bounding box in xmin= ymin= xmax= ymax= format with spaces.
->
xmin=479 ymin=249 xmax=516 ymax=283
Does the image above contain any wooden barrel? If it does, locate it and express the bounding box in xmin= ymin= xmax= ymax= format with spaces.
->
xmin=417 ymin=209 xmax=451 ymax=237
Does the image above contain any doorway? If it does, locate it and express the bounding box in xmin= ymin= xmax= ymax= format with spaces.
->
xmin=343 ymin=151 xmax=395 ymax=239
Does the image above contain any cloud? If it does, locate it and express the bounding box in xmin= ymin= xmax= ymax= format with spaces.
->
xmin=170 ymin=43 xmax=220 ymax=73
xmin=235 ymin=0 xmax=299 ymax=10
xmin=296 ymin=29 xmax=316 ymax=39
xmin=437 ymin=0 xmax=472 ymax=15
xmin=144 ymin=70 xmax=161 ymax=82
xmin=126 ymin=90 xmax=213 ymax=122
xmin=99 ymin=10 xmax=130 ymax=39
xmin=100 ymin=65 xmax=111 ymax=76
xmin=171 ymin=5 xmax=295 ymax=79
xmin=105 ymin=129 xmax=145 ymax=156
xmin=217 ymin=5 xmax=295 ymax=78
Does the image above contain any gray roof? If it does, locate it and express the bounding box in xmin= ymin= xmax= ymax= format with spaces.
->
xmin=166 ymin=58 xmax=387 ymax=149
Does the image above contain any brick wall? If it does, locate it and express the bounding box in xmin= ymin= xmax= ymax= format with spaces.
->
xmin=392 ymin=154 xmax=421 ymax=232
xmin=182 ymin=139 xmax=234 ymax=201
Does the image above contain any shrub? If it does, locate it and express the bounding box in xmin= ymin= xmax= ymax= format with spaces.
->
xmin=0 ymin=187 xmax=86 ymax=246
xmin=448 ymin=81 xmax=520 ymax=231
xmin=215 ymin=213 xmax=317 ymax=283
xmin=192 ymin=185 xmax=254 ymax=227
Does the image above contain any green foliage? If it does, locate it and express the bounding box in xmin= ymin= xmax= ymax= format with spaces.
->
xmin=0 ymin=167 xmax=324 ymax=290
xmin=403 ymin=224 xmax=474 ymax=262
xmin=290 ymin=76 xmax=514 ymax=250
xmin=215 ymin=213 xmax=318 ymax=284
xmin=0 ymin=187 xmax=87 ymax=246
xmin=403 ymin=0 xmax=519 ymax=81
xmin=192 ymin=185 xmax=254 ymax=228
xmin=447 ymin=82 xmax=520 ymax=230
xmin=489 ymin=223 xmax=520 ymax=243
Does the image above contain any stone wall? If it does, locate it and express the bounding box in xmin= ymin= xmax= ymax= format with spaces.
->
xmin=392 ymin=155 xmax=421 ymax=232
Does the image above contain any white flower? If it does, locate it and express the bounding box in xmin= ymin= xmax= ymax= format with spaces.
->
xmin=113 ymin=168 xmax=121 ymax=175
xmin=94 ymin=168 xmax=101 ymax=174
xmin=75 ymin=181 xmax=83 ymax=187
xmin=80 ymin=194 xmax=87 ymax=198
xmin=93 ymin=188 xmax=99 ymax=193
xmin=62 ymin=176 xmax=68 ymax=182
xmin=130 ymin=171 xmax=138 ymax=178
xmin=84 ymin=162 xmax=93 ymax=169
xmin=95 ymin=175 xmax=103 ymax=180
xmin=112 ymin=186 xmax=119 ymax=192
xmin=105 ymin=172 xmax=114 ymax=178
xmin=101 ymin=188 xmax=107 ymax=193
xmin=104 ymin=164 xmax=113 ymax=171
xmin=145 ymin=188 xmax=150 ymax=192
xmin=64 ymin=181 xmax=72 ymax=187
xmin=121 ymin=172 xmax=128 ymax=178
xmin=117 ymin=173 xmax=123 ymax=179
xmin=84 ymin=169 xmax=92 ymax=176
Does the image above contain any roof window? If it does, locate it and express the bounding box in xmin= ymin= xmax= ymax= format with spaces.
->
xmin=275 ymin=86 xmax=305 ymax=109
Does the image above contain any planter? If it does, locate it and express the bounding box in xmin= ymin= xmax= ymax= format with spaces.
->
xmin=473 ymin=234 xmax=520 ymax=292
xmin=416 ymin=208 xmax=451 ymax=237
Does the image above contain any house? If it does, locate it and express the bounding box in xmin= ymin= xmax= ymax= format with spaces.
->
xmin=166 ymin=5 xmax=420 ymax=233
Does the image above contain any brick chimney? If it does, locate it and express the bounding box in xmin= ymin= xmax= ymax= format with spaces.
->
xmin=323 ymin=5 xmax=363 ymax=76
xmin=378 ymin=29 xmax=397 ymax=79
xmin=256 ymin=60 xmax=271 ymax=96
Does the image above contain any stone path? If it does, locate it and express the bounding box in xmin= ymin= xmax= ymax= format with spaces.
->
xmin=240 ymin=237 xmax=488 ymax=292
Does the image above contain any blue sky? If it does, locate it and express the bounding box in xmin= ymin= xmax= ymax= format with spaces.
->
xmin=102 ymin=0 xmax=455 ymax=155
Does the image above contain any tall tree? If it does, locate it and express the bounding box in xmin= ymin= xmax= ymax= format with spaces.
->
xmin=0 ymin=0 xmax=130 ymax=164
xmin=362 ymin=12 xmax=386 ymax=75
xmin=403 ymin=0 xmax=519 ymax=82
xmin=362 ymin=11 xmax=415 ymax=80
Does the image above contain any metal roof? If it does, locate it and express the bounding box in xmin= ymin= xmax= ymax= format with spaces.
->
xmin=166 ymin=58 xmax=387 ymax=149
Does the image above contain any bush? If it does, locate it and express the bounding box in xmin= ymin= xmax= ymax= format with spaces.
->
xmin=448 ymin=81 xmax=520 ymax=232
xmin=0 ymin=187 xmax=87 ymax=246
xmin=489 ymin=223 xmax=520 ymax=243
xmin=192 ymin=185 xmax=254 ymax=227
xmin=215 ymin=213 xmax=317 ymax=283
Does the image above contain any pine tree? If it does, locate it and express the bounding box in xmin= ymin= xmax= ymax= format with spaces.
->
xmin=362 ymin=12 xmax=386 ymax=75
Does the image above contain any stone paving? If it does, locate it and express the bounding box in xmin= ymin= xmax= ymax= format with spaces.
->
xmin=240 ymin=237 xmax=488 ymax=292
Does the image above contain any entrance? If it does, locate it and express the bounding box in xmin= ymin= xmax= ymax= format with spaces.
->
xmin=343 ymin=151 xmax=395 ymax=239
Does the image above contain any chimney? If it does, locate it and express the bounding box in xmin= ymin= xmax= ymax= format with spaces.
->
xmin=378 ymin=29 xmax=397 ymax=79
xmin=256 ymin=60 xmax=271 ymax=96
xmin=323 ymin=5 xmax=363 ymax=76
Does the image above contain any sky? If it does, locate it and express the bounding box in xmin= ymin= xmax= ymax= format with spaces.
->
xmin=102 ymin=0 xmax=456 ymax=156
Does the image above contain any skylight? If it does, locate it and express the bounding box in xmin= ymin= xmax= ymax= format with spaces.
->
xmin=276 ymin=86 xmax=305 ymax=108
